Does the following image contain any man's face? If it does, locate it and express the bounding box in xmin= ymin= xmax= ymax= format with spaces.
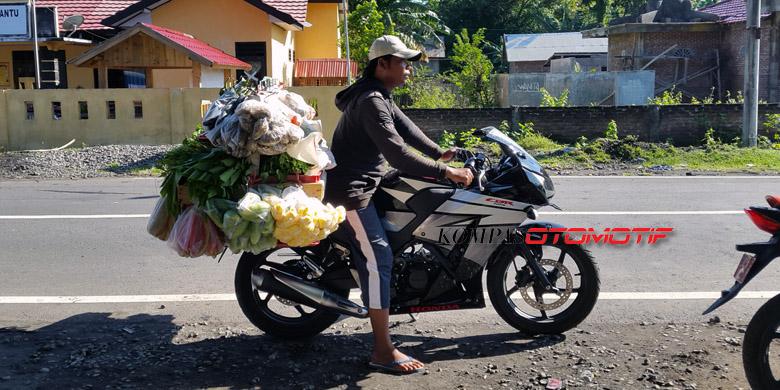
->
xmin=378 ymin=56 xmax=411 ymax=89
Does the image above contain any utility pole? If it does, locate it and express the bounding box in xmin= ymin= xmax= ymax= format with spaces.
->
xmin=342 ymin=0 xmax=352 ymax=84
xmin=743 ymin=0 xmax=761 ymax=147
xmin=30 ymin=0 xmax=41 ymax=89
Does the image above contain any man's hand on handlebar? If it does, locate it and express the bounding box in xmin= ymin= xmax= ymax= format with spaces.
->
xmin=445 ymin=166 xmax=474 ymax=187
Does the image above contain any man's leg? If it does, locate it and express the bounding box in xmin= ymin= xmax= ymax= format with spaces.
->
xmin=368 ymin=308 xmax=424 ymax=371
xmin=344 ymin=203 xmax=424 ymax=372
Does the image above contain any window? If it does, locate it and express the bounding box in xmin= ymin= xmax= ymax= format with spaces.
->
xmin=235 ymin=42 xmax=267 ymax=80
xmin=106 ymin=101 xmax=116 ymax=119
xmin=25 ymin=102 xmax=34 ymax=120
xmin=51 ymin=101 xmax=61 ymax=120
xmin=78 ymin=101 xmax=88 ymax=120
xmin=133 ymin=101 xmax=143 ymax=119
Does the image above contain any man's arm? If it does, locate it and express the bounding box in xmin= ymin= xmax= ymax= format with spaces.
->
xmin=392 ymin=104 xmax=446 ymax=160
xmin=360 ymin=96 xmax=448 ymax=179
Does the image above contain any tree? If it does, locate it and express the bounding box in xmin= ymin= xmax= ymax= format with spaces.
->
xmin=348 ymin=0 xmax=450 ymax=52
xmin=447 ymin=28 xmax=495 ymax=108
xmin=342 ymin=0 xmax=393 ymax=66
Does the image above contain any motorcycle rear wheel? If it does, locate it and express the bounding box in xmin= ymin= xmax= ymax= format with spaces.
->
xmin=235 ymin=249 xmax=349 ymax=340
xmin=743 ymin=293 xmax=780 ymax=389
xmin=487 ymin=238 xmax=600 ymax=335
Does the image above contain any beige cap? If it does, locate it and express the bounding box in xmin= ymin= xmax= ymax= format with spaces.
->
xmin=368 ymin=35 xmax=422 ymax=62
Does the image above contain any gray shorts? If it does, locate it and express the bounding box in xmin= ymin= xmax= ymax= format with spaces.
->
xmin=342 ymin=202 xmax=392 ymax=309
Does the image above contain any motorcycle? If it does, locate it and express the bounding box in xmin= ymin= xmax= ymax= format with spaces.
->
xmin=234 ymin=126 xmax=600 ymax=339
xmin=703 ymin=195 xmax=780 ymax=389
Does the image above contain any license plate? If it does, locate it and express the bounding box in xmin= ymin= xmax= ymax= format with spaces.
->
xmin=733 ymin=254 xmax=756 ymax=284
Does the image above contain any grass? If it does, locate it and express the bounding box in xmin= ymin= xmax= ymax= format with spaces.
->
xmin=129 ymin=166 xmax=164 ymax=176
xmin=537 ymin=141 xmax=780 ymax=173
xmin=438 ymin=126 xmax=780 ymax=174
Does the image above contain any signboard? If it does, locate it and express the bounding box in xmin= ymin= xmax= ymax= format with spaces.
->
xmin=0 ymin=3 xmax=29 ymax=39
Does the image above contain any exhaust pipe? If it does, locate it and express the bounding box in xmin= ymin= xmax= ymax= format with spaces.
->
xmin=251 ymin=268 xmax=368 ymax=318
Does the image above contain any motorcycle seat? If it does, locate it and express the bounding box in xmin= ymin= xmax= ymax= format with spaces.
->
xmin=766 ymin=195 xmax=780 ymax=208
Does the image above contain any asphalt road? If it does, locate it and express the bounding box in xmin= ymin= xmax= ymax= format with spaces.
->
xmin=3 ymin=176 xmax=779 ymax=389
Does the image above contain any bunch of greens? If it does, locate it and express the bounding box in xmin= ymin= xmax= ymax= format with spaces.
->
xmin=257 ymin=153 xmax=313 ymax=182
xmin=160 ymin=136 xmax=252 ymax=217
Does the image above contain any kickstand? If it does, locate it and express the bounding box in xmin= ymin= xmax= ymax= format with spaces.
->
xmin=408 ymin=313 xmax=418 ymax=323
xmin=217 ymin=247 xmax=228 ymax=263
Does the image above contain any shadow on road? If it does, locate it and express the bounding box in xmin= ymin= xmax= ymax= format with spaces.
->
xmin=0 ymin=312 xmax=563 ymax=389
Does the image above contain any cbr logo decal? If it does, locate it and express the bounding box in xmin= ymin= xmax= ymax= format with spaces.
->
xmin=485 ymin=198 xmax=514 ymax=207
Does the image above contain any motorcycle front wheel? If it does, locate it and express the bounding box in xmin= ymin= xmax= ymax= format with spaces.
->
xmin=235 ymin=249 xmax=349 ymax=340
xmin=743 ymin=293 xmax=780 ymax=389
xmin=487 ymin=237 xmax=600 ymax=335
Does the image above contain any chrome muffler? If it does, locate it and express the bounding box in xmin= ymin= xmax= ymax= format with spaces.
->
xmin=251 ymin=268 xmax=368 ymax=318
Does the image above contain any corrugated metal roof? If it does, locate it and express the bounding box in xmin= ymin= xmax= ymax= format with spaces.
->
xmin=143 ymin=23 xmax=252 ymax=69
xmin=294 ymin=58 xmax=358 ymax=78
xmin=699 ymin=0 xmax=771 ymax=24
xmin=36 ymin=0 xmax=137 ymax=30
xmin=504 ymin=32 xmax=607 ymax=63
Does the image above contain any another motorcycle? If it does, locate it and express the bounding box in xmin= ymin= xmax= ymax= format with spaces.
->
xmin=704 ymin=195 xmax=780 ymax=389
xmin=235 ymin=126 xmax=600 ymax=339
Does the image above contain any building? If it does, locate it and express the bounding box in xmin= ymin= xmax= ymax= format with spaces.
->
xmin=0 ymin=0 xmax=343 ymax=89
xmin=584 ymin=0 xmax=779 ymax=102
xmin=0 ymin=0 xmax=136 ymax=89
xmin=503 ymin=32 xmax=608 ymax=73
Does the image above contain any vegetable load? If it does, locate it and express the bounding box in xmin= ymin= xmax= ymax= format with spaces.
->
xmin=148 ymin=74 xmax=343 ymax=258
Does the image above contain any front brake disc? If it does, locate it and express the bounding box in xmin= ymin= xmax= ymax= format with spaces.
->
xmin=519 ymin=259 xmax=573 ymax=310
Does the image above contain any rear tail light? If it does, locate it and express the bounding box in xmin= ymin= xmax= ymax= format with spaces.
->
xmin=745 ymin=208 xmax=780 ymax=234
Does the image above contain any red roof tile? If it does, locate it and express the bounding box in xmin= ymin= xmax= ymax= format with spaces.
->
xmin=143 ymin=23 xmax=251 ymax=69
xmin=36 ymin=0 xmax=137 ymax=30
xmin=700 ymin=0 xmax=771 ymax=24
xmin=294 ymin=58 xmax=358 ymax=78
xmin=263 ymin=0 xmax=307 ymax=24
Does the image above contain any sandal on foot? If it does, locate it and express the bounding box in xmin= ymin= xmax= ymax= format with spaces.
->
xmin=368 ymin=356 xmax=424 ymax=375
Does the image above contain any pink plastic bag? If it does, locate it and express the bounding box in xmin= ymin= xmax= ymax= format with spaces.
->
xmin=167 ymin=207 xmax=225 ymax=258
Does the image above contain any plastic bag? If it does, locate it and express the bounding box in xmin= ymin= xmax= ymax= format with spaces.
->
xmin=147 ymin=197 xmax=175 ymax=241
xmin=277 ymin=91 xmax=317 ymax=120
xmin=237 ymin=191 xmax=272 ymax=223
xmin=203 ymin=198 xmax=237 ymax=229
xmin=267 ymin=186 xmax=346 ymax=247
xmin=167 ymin=207 xmax=223 ymax=258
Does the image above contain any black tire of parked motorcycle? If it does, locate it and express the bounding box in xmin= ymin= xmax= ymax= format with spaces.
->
xmin=487 ymin=241 xmax=600 ymax=335
xmin=742 ymin=293 xmax=780 ymax=389
xmin=235 ymin=251 xmax=348 ymax=340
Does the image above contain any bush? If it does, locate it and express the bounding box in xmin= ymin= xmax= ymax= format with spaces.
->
xmin=648 ymin=88 xmax=684 ymax=105
xmin=395 ymin=66 xmax=456 ymax=109
xmin=539 ymin=88 xmax=569 ymax=107
xmin=438 ymin=128 xmax=482 ymax=149
xmin=604 ymin=120 xmax=618 ymax=140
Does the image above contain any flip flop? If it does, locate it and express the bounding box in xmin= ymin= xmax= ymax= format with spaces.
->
xmin=368 ymin=356 xmax=424 ymax=375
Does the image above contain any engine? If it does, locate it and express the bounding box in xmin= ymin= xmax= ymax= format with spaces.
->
xmin=390 ymin=246 xmax=442 ymax=302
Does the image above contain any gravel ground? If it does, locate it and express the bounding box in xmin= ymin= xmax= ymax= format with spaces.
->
xmin=0 ymin=314 xmax=749 ymax=389
xmin=0 ymin=145 xmax=174 ymax=180
xmin=0 ymin=144 xmax=776 ymax=180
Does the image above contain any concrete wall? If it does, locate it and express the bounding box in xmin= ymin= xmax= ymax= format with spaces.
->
xmin=497 ymin=71 xmax=654 ymax=107
xmin=0 ymin=86 xmax=344 ymax=151
xmin=405 ymin=104 xmax=780 ymax=146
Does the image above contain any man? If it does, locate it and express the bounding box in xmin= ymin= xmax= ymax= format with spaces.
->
xmin=325 ymin=35 xmax=474 ymax=374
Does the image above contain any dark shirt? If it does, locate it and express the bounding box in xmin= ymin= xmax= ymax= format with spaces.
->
xmin=324 ymin=77 xmax=447 ymax=210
